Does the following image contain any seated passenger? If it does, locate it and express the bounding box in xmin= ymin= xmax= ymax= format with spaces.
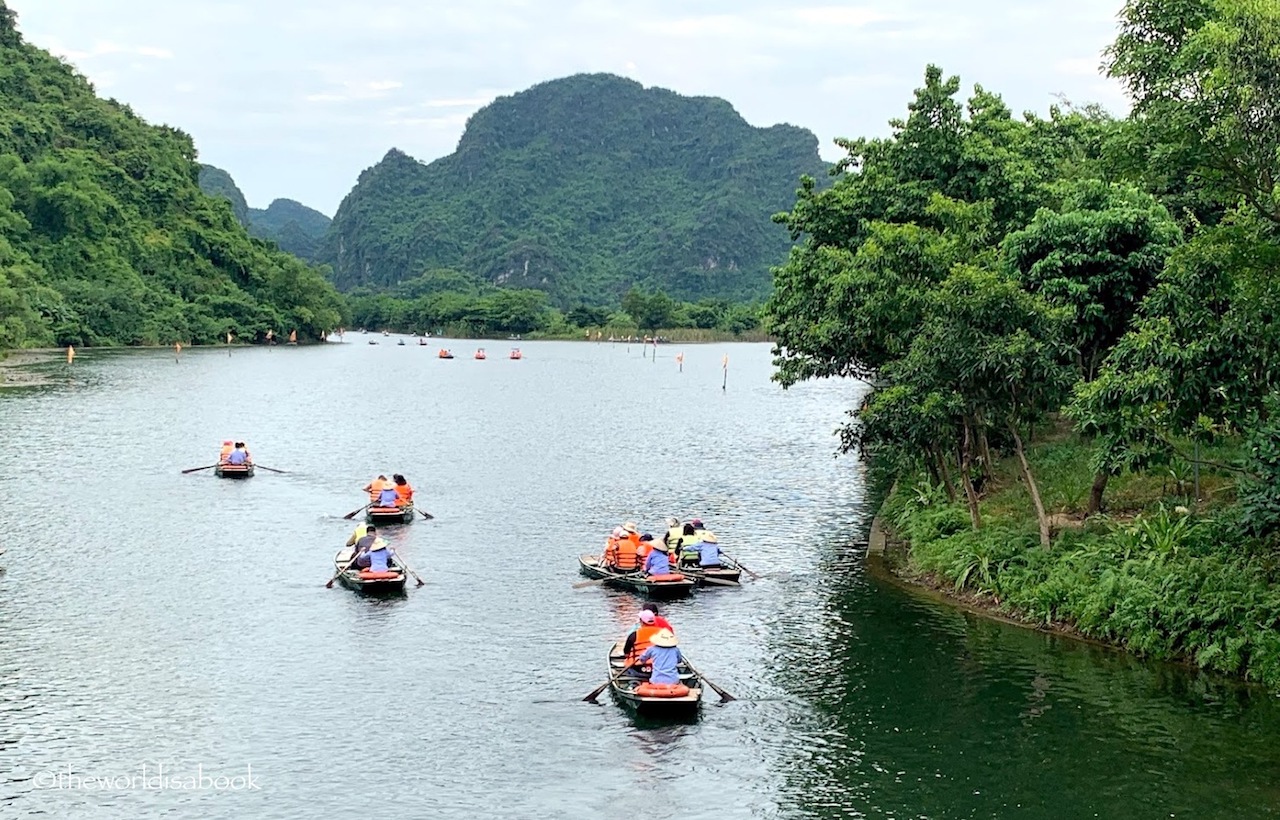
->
xmin=376 ymin=484 xmax=400 ymax=508
xmin=643 ymin=543 xmax=673 ymax=577
xmin=698 ymin=533 xmax=722 ymax=568
xmin=393 ymin=473 xmax=414 ymax=507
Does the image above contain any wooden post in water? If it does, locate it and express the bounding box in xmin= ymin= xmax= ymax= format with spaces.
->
xmin=722 ymin=353 xmax=728 ymax=390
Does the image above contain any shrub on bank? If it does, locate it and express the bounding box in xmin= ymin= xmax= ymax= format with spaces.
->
xmin=883 ymin=445 xmax=1280 ymax=690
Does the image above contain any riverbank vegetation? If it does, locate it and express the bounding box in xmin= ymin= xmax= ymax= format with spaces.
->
xmin=346 ymin=270 xmax=764 ymax=339
xmin=0 ymin=2 xmax=345 ymax=349
xmin=767 ymin=0 xmax=1280 ymax=687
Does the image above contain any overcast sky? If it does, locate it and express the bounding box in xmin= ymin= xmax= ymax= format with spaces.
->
xmin=16 ymin=0 xmax=1130 ymax=216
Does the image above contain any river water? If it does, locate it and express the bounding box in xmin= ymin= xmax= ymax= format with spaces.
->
xmin=1 ymin=339 xmax=1278 ymax=819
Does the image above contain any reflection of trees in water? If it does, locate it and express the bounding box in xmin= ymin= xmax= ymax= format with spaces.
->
xmin=757 ymin=519 xmax=1280 ymax=818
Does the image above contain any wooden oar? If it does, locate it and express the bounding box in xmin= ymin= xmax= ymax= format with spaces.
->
xmin=573 ymin=577 xmax=610 ymax=589
xmin=325 ymin=555 xmax=359 ymax=588
xmin=389 ymin=550 xmax=426 ymax=588
xmin=699 ymin=576 xmax=741 ymax=587
xmin=181 ymin=464 xmax=218 ymax=474
xmin=254 ymin=464 xmax=287 ymax=474
xmin=719 ymin=551 xmax=760 ymax=580
xmin=683 ymin=659 xmax=735 ymax=702
xmin=416 ymin=509 xmax=434 ymax=520
xmin=584 ymin=661 xmax=635 ymax=703
xmin=342 ymin=503 xmax=369 ymax=520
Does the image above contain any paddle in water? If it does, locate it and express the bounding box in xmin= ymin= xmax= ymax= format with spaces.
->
xmin=417 ymin=509 xmax=434 ymax=520
xmin=181 ymin=464 xmax=219 ymax=474
xmin=389 ymin=550 xmax=426 ymax=587
xmin=682 ymin=659 xmax=735 ymax=702
xmin=719 ymin=550 xmax=760 ymax=580
xmin=325 ymin=555 xmax=360 ymax=588
xmin=254 ymin=465 xmax=288 ymax=474
xmin=342 ymin=504 xmax=368 ymax=520
xmin=583 ymin=662 xmax=635 ymax=703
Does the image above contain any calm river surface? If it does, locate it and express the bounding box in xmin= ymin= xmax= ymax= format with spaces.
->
xmin=2 ymin=339 xmax=1279 ymax=819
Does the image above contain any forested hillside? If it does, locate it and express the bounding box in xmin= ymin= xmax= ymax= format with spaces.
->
xmin=325 ymin=73 xmax=824 ymax=305
xmin=0 ymin=2 xmax=344 ymax=348
xmin=768 ymin=0 xmax=1280 ymax=687
xmin=198 ymin=165 xmax=330 ymax=263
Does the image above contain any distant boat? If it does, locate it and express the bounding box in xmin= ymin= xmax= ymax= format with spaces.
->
xmin=438 ymin=349 xmax=454 ymax=359
xmin=369 ymin=340 xmax=378 ymax=345
xmin=509 ymin=348 xmax=523 ymax=360
xmin=475 ymin=348 xmax=487 ymax=360
xmin=383 ymin=330 xmax=389 ymax=337
xmin=418 ymin=337 xmax=428 ymax=346
xmin=397 ymin=339 xmax=406 ymax=346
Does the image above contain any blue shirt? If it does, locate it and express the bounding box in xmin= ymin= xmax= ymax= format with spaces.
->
xmin=644 ymin=549 xmax=671 ymax=576
xmin=226 ymin=449 xmax=248 ymax=465
xmin=369 ymin=547 xmax=390 ymax=572
xmin=638 ymin=645 xmax=682 ymax=684
xmin=377 ymin=488 xmax=399 ymax=506
xmin=699 ymin=542 xmax=722 ymax=566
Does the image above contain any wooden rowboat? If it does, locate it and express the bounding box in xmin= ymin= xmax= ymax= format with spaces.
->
xmin=674 ymin=556 xmax=742 ymax=587
xmin=214 ymin=463 xmax=255 ymax=479
xmin=577 ymin=554 xmax=695 ymax=599
xmin=333 ymin=547 xmax=407 ymax=594
xmin=366 ymin=505 xmax=415 ymax=525
xmin=607 ymin=641 xmax=701 ymax=719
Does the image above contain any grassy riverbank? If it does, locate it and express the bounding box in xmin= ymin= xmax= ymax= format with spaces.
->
xmin=875 ymin=431 xmax=1280 ymax=690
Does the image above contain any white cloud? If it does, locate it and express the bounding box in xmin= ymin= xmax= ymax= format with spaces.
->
xmin=16 ymin=0 xmax=1129 ymax=214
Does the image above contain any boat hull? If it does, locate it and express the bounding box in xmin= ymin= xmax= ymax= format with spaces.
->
xmin=214 ymin=464 xmax=254 ymax=479
xmin=365 ymin=505 xmax=415 ymax=526
xmin=607 ymin=642 xmax=701 ymax=719
xmin=333 ymin=548 xmax=407 ymax=595
xmin=577 ymin=554 xmax=695 ymax=599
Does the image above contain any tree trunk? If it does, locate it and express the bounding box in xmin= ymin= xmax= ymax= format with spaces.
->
xmin=924 ymin=453 xmax=942 ymax=489
xmin=960 ymin=419 xmax=982 ymax=531
xmin=1086 ymin=470 xmax=1109 ymax=516
xmin=977 ymin=427 xmax=995 ymax=486
xmin=1008 ymin=419 xmax=1051 ymax=549
xmin=935 ymin=447 xmax=958 ymax=503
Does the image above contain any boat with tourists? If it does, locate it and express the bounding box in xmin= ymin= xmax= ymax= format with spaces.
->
xmin=677 ymin=557 xmax=743 ymax=587
xmin=332 ymin=547 xmax=407 ymax=594
xmin=366 ymin=505 xmax=416 ymax=525
xmin=577 ymin=554 xmax=695 ymax=599
xmin=509 ymin=348 xmax=523 ymax=360
xmin=438 ymin=349 xmax=454 ymax=359
xmin=607 ymin=640 xmax=701 ymax=718
xmin=475 ymin=348 xmax=486 ymax=360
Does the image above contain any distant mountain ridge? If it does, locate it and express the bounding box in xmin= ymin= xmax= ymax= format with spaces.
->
xmin=323 ymin=73 xmax=825 ymax=304
xmin=197 ymin=165 xmax=331 ymax=263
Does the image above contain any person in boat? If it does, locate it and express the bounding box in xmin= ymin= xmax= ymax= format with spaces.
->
xmin=644 ymin=603 xmax=674 ymax=632
xmin=697 ymin=533 xmax=722 ymax=568
xmin=375 ymin=481 xmax=400 ymax=508
xmin=662 ymin=517 xmax=683 ymax=549
xmin=636 ymin=629 xmax=682 ymax=684
xmin=606 ymin=523 xmax=641 ymax=571
xmin=392 ymin=474 xmax=414 ymax=508
xmin=352 ymin=525 xmax=391 ymax=570
xmin=345 ymin=522 xmax=369 ymax=547
xmin=677 ymin=522 xmax=703 ymax=566
xmin=363 ymin=475 xmax=390 ymax=503
xmin=643 ymin=538 xmax=674 ymax=577
xmin=636 ymin=533 xmax=655 ymax=564
xmin=218 ymin=440 xmax=234 ymax=463
xmin=622 ymin=609 xmax=662 ymax=663
xmin=225 ymin=442 xmax=251 ymax=466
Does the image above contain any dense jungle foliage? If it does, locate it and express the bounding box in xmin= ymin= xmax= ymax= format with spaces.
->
xmin=324 ymin=73 xmax=825 ymax=305
xmin=197 ymin=165 xmax=330 ymax=264
xmin=0 ymin=2 xmax=345 ymax=348
xmin=767 ymin=0 xmax=1280 ymax=686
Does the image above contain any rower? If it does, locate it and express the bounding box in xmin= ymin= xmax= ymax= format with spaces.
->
xmin=226 ymin=442 xmax=251 ymax=465
xmin=698 ymin=533 xmax=722 ymax=568
xmin=636 ymin=629 xmax=682 ymax=684
xmin=375 ymin=482 xmax=400 ymax=508
xmin=643 ymin=540 xmax=673 ymax=577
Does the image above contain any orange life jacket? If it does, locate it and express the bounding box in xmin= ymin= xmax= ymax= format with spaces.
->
xmin=628 ymin=625 xmax=662 ymax=663
xmin=219 ymin=444 xmax=233 ymax=463
xmin=366 ymin=478 xmax=389 ymax=502
xmin=615 ymin=534 xmax=640 ymax=570
xmin=637 ymin=541 xmax=653 ymax=563
xmin=395 ymin=483 xmax=414 ymax=505
xmin=603 ymin=538 xmax=619 ymax=566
